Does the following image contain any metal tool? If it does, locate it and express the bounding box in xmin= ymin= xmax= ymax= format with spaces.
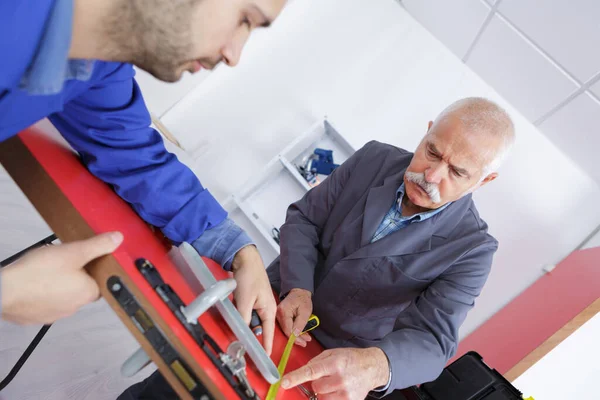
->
xmin=298 ymin=384 xmax=318 ymax=400
xmin=297 ymin=148 xmax=340 ymax=185
xmin=181 ymin=279 xmax=237 ymax=324
xmin=250 ymin=310 xmax=263 ymax=336
xmin=265 ymin=315 xmax=320 ymax=400
xmin=220 ymin=341 xmax=257 ymax=399
xmin=119 ymin=258 xmax=261 ymax=400
xmin=172 ymin=242 xmax=280 ymax=384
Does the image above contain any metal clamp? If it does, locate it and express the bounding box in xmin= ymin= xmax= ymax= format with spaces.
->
xmin=220 ymin=341 xmax=256 ymax=399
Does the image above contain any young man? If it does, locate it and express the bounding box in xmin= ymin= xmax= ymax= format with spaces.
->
xmin=0 ymin=0 xmax=286 ymax=358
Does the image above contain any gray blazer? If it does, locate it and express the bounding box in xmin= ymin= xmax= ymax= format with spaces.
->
xmin=267 ymin=141 xmax=498 ymax=393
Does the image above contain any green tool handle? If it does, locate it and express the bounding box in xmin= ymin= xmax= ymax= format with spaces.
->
xmin=265 ymin=315 xmax=320 ymax=400
xmin=265 ymin=333 xmax=296 ymax=400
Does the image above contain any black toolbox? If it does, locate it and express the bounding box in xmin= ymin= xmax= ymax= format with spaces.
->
xmin=383 ymin=351 xmax=524 ymax=400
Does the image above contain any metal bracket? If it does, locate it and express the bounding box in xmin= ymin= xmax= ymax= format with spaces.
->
xmin=121 ymin=277 xmax=237 ymax=377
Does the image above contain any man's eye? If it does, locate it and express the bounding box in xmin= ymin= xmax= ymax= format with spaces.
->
xmin=452 ymin=169 xmax=463 ymax=177
xmin=427 ymin=149 xmax=439 ymax=158
xmin=241 ymin=17 xmax=251 ymax=27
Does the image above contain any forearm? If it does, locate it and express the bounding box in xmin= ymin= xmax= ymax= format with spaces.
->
xmin=49 ymin=63 xmax=228 ymax=244
xmin=0 ymin=266 xmax=22 ymax=320
xmin=0 ymin=268 xmax=9 ymax=318
xmin=367 ymin=347 xmax=392 ymax=390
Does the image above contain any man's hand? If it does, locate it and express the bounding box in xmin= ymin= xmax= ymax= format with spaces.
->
xmin=277 ymin=288 xmax=313 ymax=347
xmin=281 ymin=347 xmax=391 ymax=400
xmin=1 ymin=232 xmax=123 ymax=325
xmin=231 ymin=245 xmax=277 ymax=356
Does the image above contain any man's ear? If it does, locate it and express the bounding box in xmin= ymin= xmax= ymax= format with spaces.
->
xmin=427 ymin=121 xmax=434 ymax=131
xmin=480 ymin=172 xmax=498 ymax=187
xmin=469 ymin=172 xmax=498 ymax=195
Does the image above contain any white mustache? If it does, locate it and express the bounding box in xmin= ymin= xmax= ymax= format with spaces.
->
xmin=405 ymin=172 xmax=441 ymax=203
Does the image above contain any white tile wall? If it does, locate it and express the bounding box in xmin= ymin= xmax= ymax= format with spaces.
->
xmin=538 ymin=92 xmax=600 ymax=183
xmin=591 ymin=81 xmax=600 ymax=99
xmin=499 ymin=0 xmax=600 ymax=83
xmin=467 ymin=15 xmax=578 ymax=121
xmin=400 ymin=0 xmax=600 ymax=187
xmin=401 ymin=0 xmax=491 ymax=59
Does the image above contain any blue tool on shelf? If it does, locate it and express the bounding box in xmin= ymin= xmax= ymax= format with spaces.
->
xmin=298 ymin=148 xmax=340 ymax=186
xmin=308 ymin=148 xmax=339 ymax=175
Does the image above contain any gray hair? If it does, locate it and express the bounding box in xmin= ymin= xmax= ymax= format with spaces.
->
xmin=433 ymin=97 xmax=515 ymax=177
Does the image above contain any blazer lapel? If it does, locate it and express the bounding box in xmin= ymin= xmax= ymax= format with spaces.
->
xmin=360 ymin=170 xmax=405 ymax=246
xmin=348 ymin=191 xmax=475 ymax=260
xmin=349 ymin=216 xmax=434 ymax=260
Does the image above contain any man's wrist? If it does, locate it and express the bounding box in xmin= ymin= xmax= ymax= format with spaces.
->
xmin=280 ymin=287 xmax=313 ymax=301
xmin=0 ymin=266 xmax=17 ymax=319
xmin=367 ymin=347 xmax=391 ymax=389
xmin=192 ymin=218 xmax=254 ymax=271
xmin=231 ymin=245 xmax=257 ymax=272
xmin=289 ymin=288 xmax=312 ymax=297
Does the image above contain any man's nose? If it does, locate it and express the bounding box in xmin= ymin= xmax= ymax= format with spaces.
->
xmin=221 ymin=28 xmax=250 ymax=67
xmin=424 ymin=164 xmax=444 ymax=184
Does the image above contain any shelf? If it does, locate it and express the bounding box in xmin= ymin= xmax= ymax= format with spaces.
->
xmin=232 ymin=195 xmax=280 ymax=255
xmin=278 ymin=155 xmax=312 ymax=192
xmin=288 ymin=121 xmax=354 ymax=175
xmin=220 ymin=118 xmax=355 ymax=264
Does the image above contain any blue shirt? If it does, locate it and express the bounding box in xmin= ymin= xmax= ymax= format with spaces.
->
xmin=0 ymin=0 xmax=251 ymax=277
xmin=372 ymin=183 xmax=449 ymax=243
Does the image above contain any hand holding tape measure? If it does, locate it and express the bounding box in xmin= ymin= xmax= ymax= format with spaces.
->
xmin=265 ymin=314 xmax=320 ymax=400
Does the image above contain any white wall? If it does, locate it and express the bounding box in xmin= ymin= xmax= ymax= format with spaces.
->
xmin=133 ymin=67 xmax=213 ymax=119
xmin=142 ymin=0 xmax=600 ymax=337
xmin=400 ymin=0 xmax=600 ymax=183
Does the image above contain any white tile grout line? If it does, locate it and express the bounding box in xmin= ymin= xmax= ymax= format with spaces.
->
xmin=493 ymin=10 xmax=581 ymax=87
xmin=462 ymin=1 xmax=600 ymax=126
xmin=585 ymin=82 xmax=600 ymax=105
xmin=534 ymin=71 xmax=600 ymax=126
xmin=575 ymin=222 xmax=600 ymax=251
xmin=462 ymin=0 xmax=501 ymax=62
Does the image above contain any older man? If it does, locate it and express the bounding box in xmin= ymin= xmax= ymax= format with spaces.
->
xmin=269 ymin=97 xmax=515 ymax=398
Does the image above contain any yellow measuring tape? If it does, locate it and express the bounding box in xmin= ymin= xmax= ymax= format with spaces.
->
xmin=265 ymin=315 xmax=320 ymax=400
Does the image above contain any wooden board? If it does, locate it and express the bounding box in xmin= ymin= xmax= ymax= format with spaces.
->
xmin=0 ymin=127 xmax=323 ymax=399
xmin=505 ymin=297 xmax=600 ymax=382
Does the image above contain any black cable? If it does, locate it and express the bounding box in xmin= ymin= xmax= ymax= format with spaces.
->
xmin=0 ymin=234 xmax=57 ymax=391
xmin=0 ymin=324 xmax=52 ymax=391
xmin=0 ymin=234 xmax=57 ymax=267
